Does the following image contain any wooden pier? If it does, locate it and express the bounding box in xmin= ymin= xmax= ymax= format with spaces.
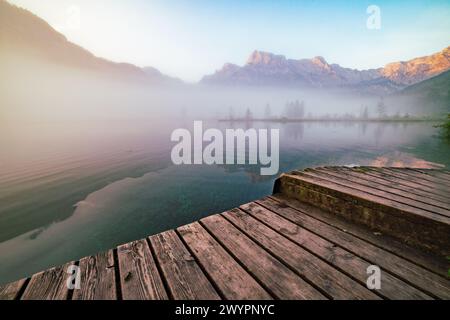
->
xmin=1 ymin=167 xmax=449 ymax=300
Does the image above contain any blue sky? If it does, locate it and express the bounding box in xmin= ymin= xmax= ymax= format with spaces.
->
xmin=8 ymin=0 xmax=450 ymax=82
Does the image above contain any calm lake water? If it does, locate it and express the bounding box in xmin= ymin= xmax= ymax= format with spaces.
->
xmin=0 ymin=118 xmax=449 ymax=284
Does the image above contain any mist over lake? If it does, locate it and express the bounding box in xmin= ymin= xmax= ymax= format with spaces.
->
xmin=0 ymin=88 xmax=448 ymax=284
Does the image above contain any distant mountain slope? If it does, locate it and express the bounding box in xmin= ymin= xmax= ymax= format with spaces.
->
xmin=142 ymin=67 xmax=183 ymax=85
xmin=0 ymin=0 xmax=175 ymax=84
xmin=402 ymin=69 xmax=450 ymax=95
xmin=399 ymin=70 xmax=450 ymax=111
xmin=201 ymin=47 xmax=450 ymax=94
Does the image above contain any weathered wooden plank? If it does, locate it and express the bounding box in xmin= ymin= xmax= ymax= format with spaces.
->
xmin=222 ymin=208 xmax=379 ymax=300
xmin=21 ymin=262 xmax=73 ymax=300
xmin=242 ymin=201 xmax=433 ymax=300
xmin=356 ymin=168 xmax=450 ymax=204
xmin=373 ymin=168 xmax=449 ymax=198
xmin=380 ymin=167 xmax=449 ymax=187
xmin=117 ymin=239 xmax=168 ymax=300
xmin=293 ymin=170 xmax=450 ymax=219
xmin=365 ymin=167 xmax=450 ymax=199
xmin=150 ymin=230 xmax=220 ymax=300
xmin=201 ymin=214 xmax=327 ymax=300
xmin=304 ymin=168 xmax=450 ymax=217
xmin=390 ymin=168 xmax=450 ymax=186
xmin=427 ymin=170 xmax=450 ymax=181
xmin=321 ymin=167 xmax=450 ymax=211
xmin=272 ymin=193 xmax=449 ymax=278
xmin=177 ymin=222 xmax=272 ymax=300
xmin=254 ymin=197 xmax=450 ymax=299
xmin=73 ymin=250 xmax=117 ymax=300
xmin=408 ymin=168 xmax=450 ymax=183
xmin=333 ymin=167 xmax=450 ymax=209
xmin=0 ymin=278 xmax=27 ymax=300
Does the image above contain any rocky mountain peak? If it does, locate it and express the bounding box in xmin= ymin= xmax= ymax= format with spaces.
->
xmin=246 ymin=50 xmax=286 ymax=65
xmin=222 ymin=63 xmax=240 ymax=71
xmin=311 ymin=56 xmax=327 ymax=66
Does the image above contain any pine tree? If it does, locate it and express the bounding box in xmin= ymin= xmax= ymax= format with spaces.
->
xmin=245 ymin=108 xmax=253 ymax=121
xmin=377 ymin=98 xmax=386 ymax=118
xmin=264 ymin=103 xmax=271 ymax=119
xmin=362 ymin=106 xmax=369 ymax=119
xmin=228 ymin=106 xmax=234 ymax=120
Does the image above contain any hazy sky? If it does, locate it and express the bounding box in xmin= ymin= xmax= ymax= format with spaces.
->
xmin=8 ymin=0 xmax=450 ymax=82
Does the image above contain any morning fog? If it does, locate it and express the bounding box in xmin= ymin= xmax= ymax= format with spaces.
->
xmin=171 ymin=121 xmax=279 ymax=175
